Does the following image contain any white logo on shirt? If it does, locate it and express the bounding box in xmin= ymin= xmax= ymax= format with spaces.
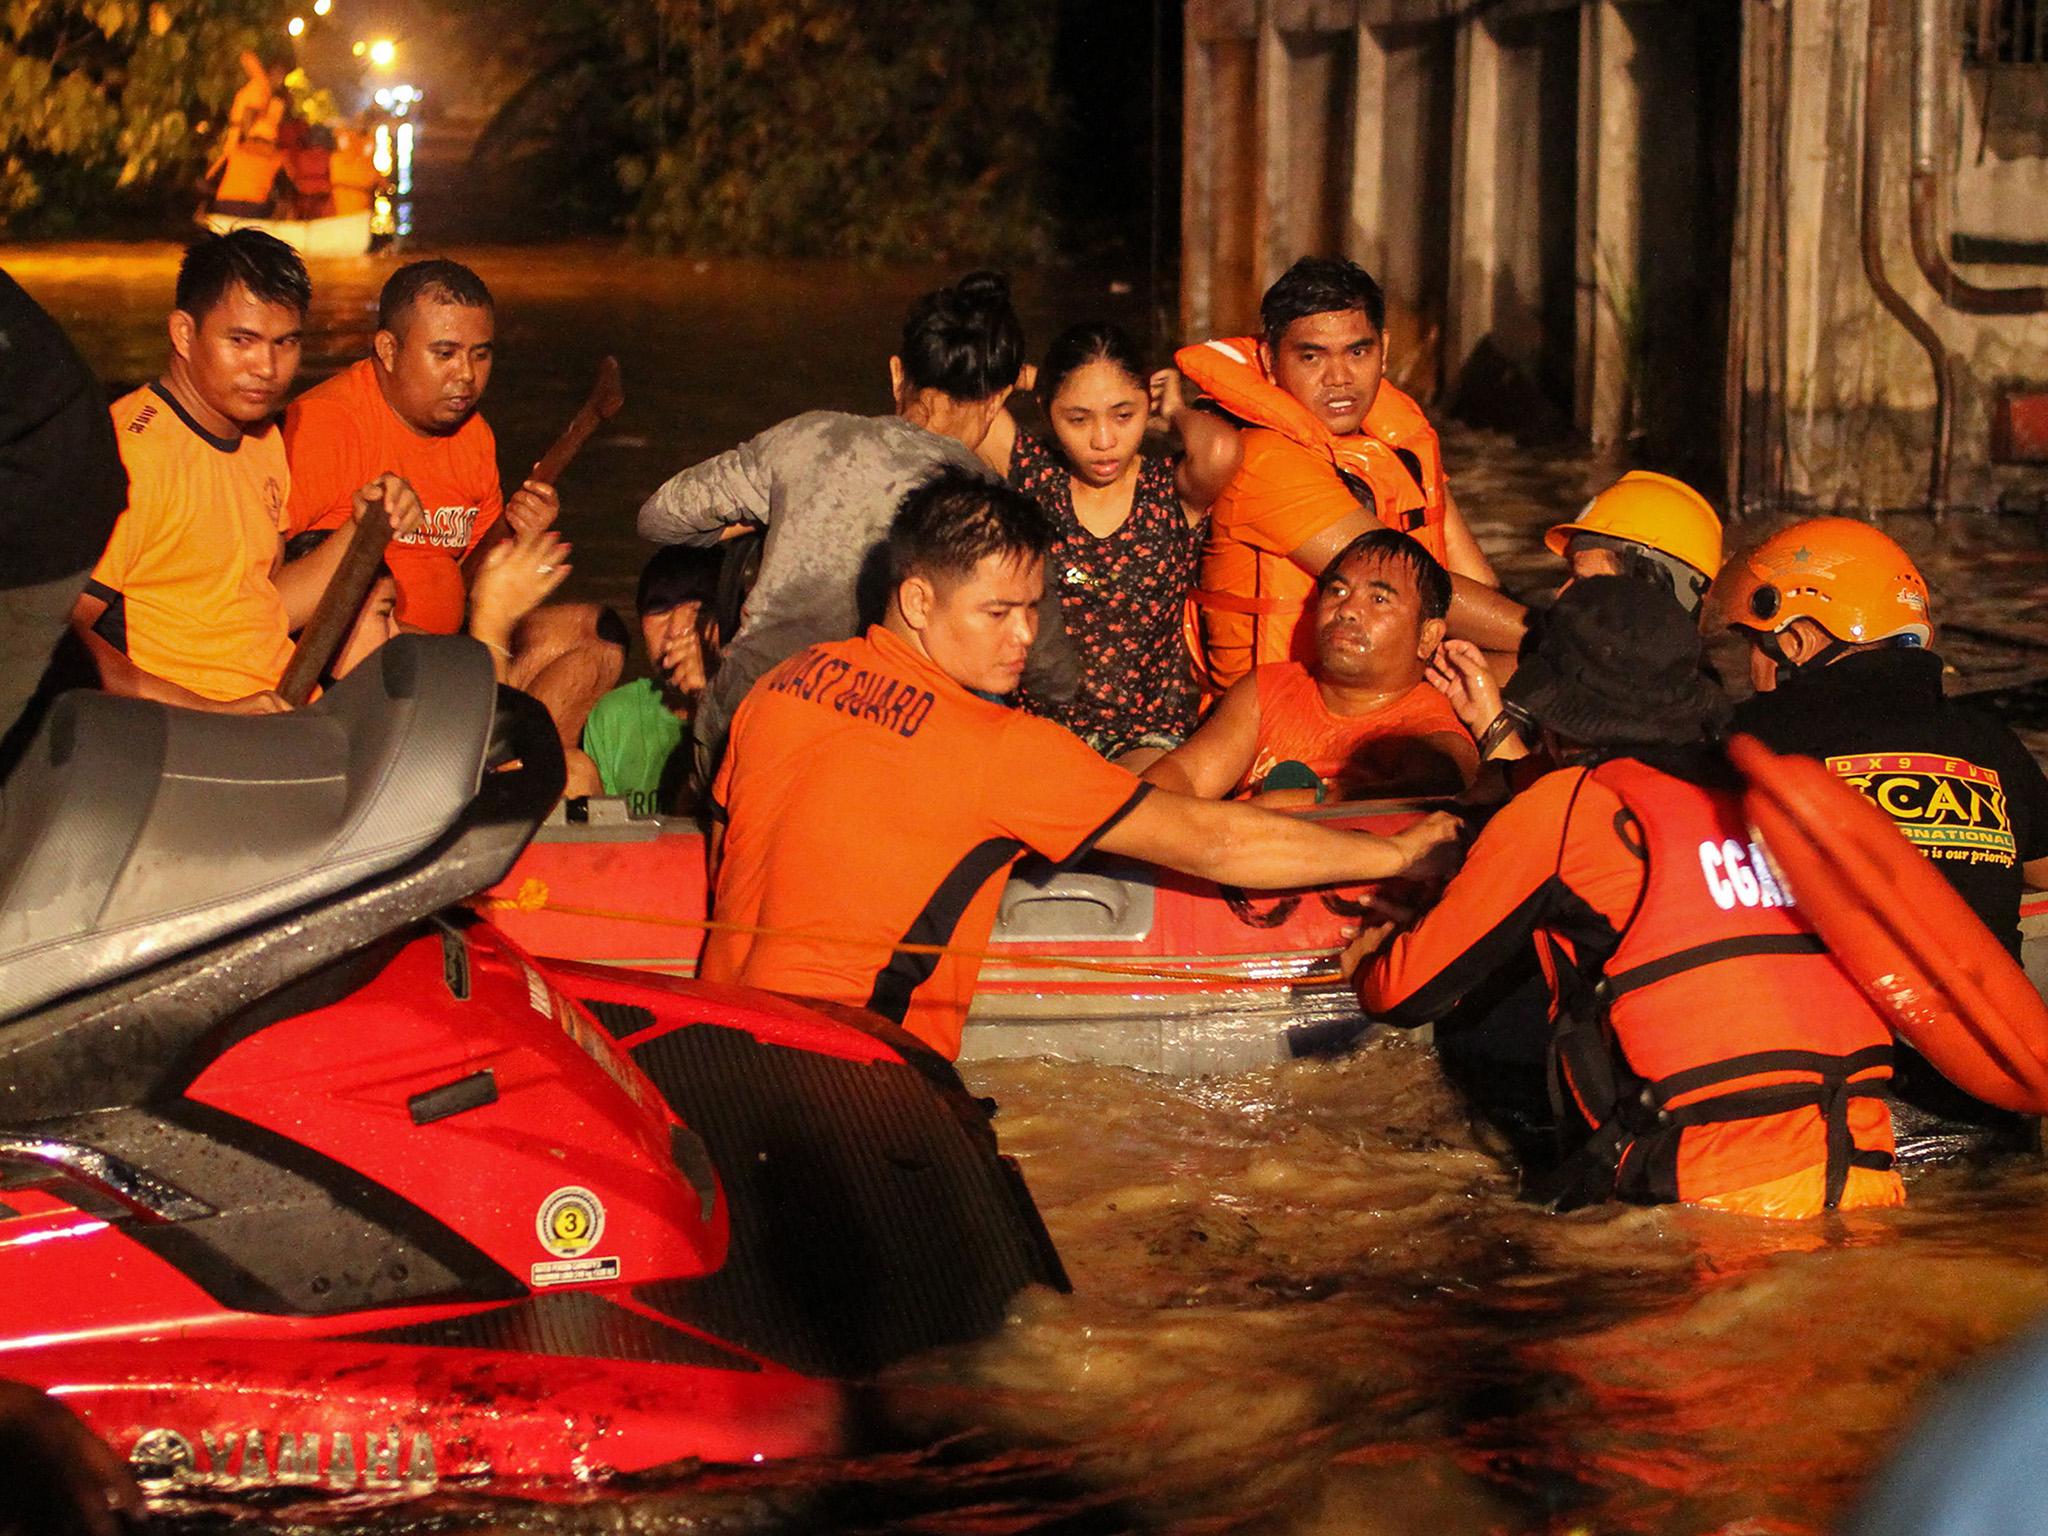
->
xmin=1698 ymin=838 xmax=1794 ymax=911
xmin=399 ymin=504 xmax=481 ymax=550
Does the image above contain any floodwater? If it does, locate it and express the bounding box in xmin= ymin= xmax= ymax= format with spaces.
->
xmin=10 ymin=240 xmax=2048 ymax=1535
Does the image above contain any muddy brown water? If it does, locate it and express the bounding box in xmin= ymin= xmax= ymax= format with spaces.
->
xmin=10 ymin=241 xmax=2048 ymax=1534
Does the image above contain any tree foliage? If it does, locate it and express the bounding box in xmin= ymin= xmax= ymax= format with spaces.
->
xmin=1 ymin=0 xmax=274 ymax=228
xmin=462 ymin=0 xmax=1058 ymax=262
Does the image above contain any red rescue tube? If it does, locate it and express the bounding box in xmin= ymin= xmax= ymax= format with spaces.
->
xmin=1730 ymin=733 xmax=2048 ymax=1113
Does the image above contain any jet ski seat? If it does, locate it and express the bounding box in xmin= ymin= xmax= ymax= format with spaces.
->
xmin=0 ymin=636 xmax=498 ymax=1022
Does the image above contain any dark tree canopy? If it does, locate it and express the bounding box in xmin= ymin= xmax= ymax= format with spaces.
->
xmin=1 ymin=0 xmax=276 ymax=227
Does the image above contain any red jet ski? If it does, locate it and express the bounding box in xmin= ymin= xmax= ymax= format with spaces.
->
xmin=0 ymin=637 xmax=1063 ymax=1501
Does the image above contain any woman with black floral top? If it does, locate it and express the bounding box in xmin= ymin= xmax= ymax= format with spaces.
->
xmin=981 ymin=322 xmax=1240 ymax=766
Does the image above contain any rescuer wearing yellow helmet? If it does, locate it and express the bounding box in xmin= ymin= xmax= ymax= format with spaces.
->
xmin=1543 ymin=470 xmax=1725 ymax=616
xmin=1428 ymin=471 xmax=1724 ymax=765
xmin=1725 ymin=517 xmax=2048 ymax=1162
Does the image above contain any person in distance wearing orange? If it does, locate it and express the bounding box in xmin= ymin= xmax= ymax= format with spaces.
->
xmin=1721 ymin=518 xmax=2048 ymax=1163
xmin=1143 ymin=528 xmax=1476 ymax=804
xmin=1358 ymin=577 xmax=1904 ymax=1219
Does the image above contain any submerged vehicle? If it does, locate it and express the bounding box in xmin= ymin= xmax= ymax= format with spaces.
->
xmin=0 ymin=638 xmax=1063 ymax=1499
xmin=484 ymin=797 xmax=1439 ymax=1074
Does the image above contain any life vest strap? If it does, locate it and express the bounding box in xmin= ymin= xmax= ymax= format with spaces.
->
xmin=1603 ymin=933 xmax=1828 ymax=999
xmin=1645 ymin=1043 xmax=1895 ymax=1110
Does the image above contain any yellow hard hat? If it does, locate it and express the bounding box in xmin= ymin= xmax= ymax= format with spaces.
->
xmin=1544 ymin=471 xmax=1724 ymax=578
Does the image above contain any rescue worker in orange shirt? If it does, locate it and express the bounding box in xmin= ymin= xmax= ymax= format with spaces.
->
xmin=1357 ymin=577 xmax=1904 ymax=1220
xmin=68 ymin=230 xmax=426 ymax=713
xmin=1428 ymin=470 xmax=1725 ymax=767
xmin=1143 ymin=528 xmax=1477 ymax=804
xmin=283 ymin=259 xmax=624 ymax=747
xmin=707 ymin=465 xmax=1460 ymax=1061
xmin=1177 ymin=257 xmax=1525 ymax=692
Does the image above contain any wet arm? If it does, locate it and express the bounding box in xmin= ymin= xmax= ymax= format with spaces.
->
xmin=1141 ymin=676 xmax=1261 ymax=798
xmin=1439 ymin=486 xmax=1499 ymax=586
xmin=1360 ymin=790 xmax=1565 ymax=1025
xmin=1170 ymin=406 xmax=1241 ymax=516
xmin=637 ymin=432 xmax=774 ymax=546
xmin=1095 ymin=789 xmax=1458 ymax=891
xmin=1444 ymin=575 xmax=1527 ymax=655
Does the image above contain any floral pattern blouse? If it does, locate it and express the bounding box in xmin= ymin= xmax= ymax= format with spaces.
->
xmin=1011 ymin=432 xmax=1205 ymax=756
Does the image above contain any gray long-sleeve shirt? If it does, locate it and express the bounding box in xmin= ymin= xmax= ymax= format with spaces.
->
xmin=637 ymin=410 xmax=1077 ymax=772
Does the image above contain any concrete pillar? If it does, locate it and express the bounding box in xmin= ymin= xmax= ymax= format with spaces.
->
xmin=1255 ymin=7 xmax=1292 ymax=293
xmin=1181 ymin=0 xmax=1219 ymax=341
xmin=1575 ymin=0 xmax=1644 ymax=447
xmin=1346 ymin=22 xmax=1390 ymax=277
xmin=1446 ymin=13 xmax=1504 ymax=379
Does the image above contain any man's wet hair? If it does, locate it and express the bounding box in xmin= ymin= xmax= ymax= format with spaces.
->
xmin=175 ymin=229 xmax=311 ymax=322
xmin=378 ymin=259 xmax=493 ymax=334
xmin=637 ymin=544 xmax=721 ymax=616
xmin=1319 ymin=528 xmax=1451 ymax=623
xmin=1036 ymin=320 xmax=1146 ymax=405
xmin=899 ymin=271 xmax=1024 ymax=402
xmin=1261 ymin=256 xmax=1386 ymax=345
xmin=887 ymin=466 xmax=1052 ymax=590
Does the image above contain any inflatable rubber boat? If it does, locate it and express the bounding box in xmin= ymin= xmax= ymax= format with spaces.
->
xmin=481 ymin=796 xmax=1440 ymax=1075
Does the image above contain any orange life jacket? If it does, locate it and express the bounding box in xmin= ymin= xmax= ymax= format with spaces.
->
xmin=1542 ymin=759 xmax=1903 ymax=1218
xmin=214 ymin=140 xmax=284 ymax=215
xmin=1174 ymin=337 xmax=1449 ymax=692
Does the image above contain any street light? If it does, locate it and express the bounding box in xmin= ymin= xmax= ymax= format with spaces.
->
xmin=313 ymin=0 xmax=331 ymax=13
xmin=351 ymin=39 xmax=365 ymax=55
xmin=368 ymin=37 xmax=395 ymax=68
xmin=286 ymin=15 xmax=305 ymax=36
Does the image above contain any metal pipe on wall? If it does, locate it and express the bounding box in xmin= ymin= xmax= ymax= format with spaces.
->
xmin=1910 ymin=0 xmax=2048 ymax=314
xmin=1865 ymin=0 xmax=1954 ymax=513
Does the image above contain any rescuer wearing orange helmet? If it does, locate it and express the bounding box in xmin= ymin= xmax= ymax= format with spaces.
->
xmin=1428 ymin=470 xmax=1725 ymax=766
xmin=1724 ymin=517 xmax=2048 ymax=1162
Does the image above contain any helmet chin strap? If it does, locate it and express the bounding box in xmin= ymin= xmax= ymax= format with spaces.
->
xmin=1758 ymin=628 xmax=1918 ymax=681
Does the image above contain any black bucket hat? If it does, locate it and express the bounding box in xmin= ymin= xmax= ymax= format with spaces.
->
xmin=1504 ymin=576 xmax=1730 ymax=748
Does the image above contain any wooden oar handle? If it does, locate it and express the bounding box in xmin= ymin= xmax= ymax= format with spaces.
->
xmin=529 ymin=356 xmax=624 ymax=487
xmin=277 ymin=497 xmax=394 ymax=706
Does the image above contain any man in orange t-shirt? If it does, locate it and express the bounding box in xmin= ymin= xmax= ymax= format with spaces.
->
xmin=284 ymin=259 xmax=549 ymax=634
xmin=706 ymin=467 xmax=1458 ymax=1059
xmin=71 ymin=230 xmax=423 ymax=713
xmin=1144 ymin=529 xmax=1476 ymax=804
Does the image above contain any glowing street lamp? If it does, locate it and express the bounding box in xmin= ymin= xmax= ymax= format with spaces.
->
xmin=313 ymin=0 xmax=331 ymax=13
xmin=368 ymin=37 xmax=396 ymax=68
xmin=351 ymin=39 xmax=365 ymax=55
xmin=286 ymin=15 xmax=305 ymax=35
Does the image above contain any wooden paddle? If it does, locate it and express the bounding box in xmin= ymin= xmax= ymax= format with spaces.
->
xmin=276 ymin=356 xmax=626 ymax=706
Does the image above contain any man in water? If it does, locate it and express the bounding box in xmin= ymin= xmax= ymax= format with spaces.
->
xmin=1358 ymin=577 xmax=1904 ymax=1220
xmin=637 ymin=271 xmax=1074 ymax=779
xmin=1720 ymin=517 xmax=2048 ymax=1161
xmin=68 ymin=230 xmax=424 ymax=713
xmin=1143 ymin=529 xmax=1476 ymax=803
xmin=706 ymin=466 xmax=1457 ymax=1061
xmin=1180 ymin=256 xmax=1523 ymax=691
xmin=283 ymin=259 xmax=621 ymax=747
xmin=1428 ymin=470 xmax=1724 ymax=767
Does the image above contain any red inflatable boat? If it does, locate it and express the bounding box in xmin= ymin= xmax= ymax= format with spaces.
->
xmin=480 ymin=797 xmax=1441 ymax=1074
xmin=0 ymin=639 xmax=1062 ymax=1501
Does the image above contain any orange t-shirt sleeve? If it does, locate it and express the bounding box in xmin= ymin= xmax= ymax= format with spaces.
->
xmin=281 ymin=398 xmax=365 ymax=535
xmin=89 ymin=503 xmax=144 ymax=593
xmin=985 ymin=713 xmax=1150 ymax=864
xmin=1234 ymin=435 xmax=1362 ymax=557
xmin=465 ymin=418 xmax=504 ymax=552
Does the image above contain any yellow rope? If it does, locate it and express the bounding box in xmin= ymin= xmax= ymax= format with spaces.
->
xmin=482 ymin=878 xmax=1338 ymax=990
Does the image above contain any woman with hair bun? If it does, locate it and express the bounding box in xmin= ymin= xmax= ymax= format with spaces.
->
xmin=638 ymin=270 xmax=1075 ymax=777
xmin=983 ymin=321 xmax=1240 ymax=766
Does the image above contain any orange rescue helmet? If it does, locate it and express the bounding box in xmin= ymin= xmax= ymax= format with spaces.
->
xmin=1544 ymin=471 xmax=1724 ymax=580
xmin=1718 ymin=518 xmax=1933 ymax=647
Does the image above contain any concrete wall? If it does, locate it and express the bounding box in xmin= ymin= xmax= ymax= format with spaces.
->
xmin=1180 ymin=0 xmax=2048 ymax=510
xmin=1742 ymin=0 xmax=2048 ymax=512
